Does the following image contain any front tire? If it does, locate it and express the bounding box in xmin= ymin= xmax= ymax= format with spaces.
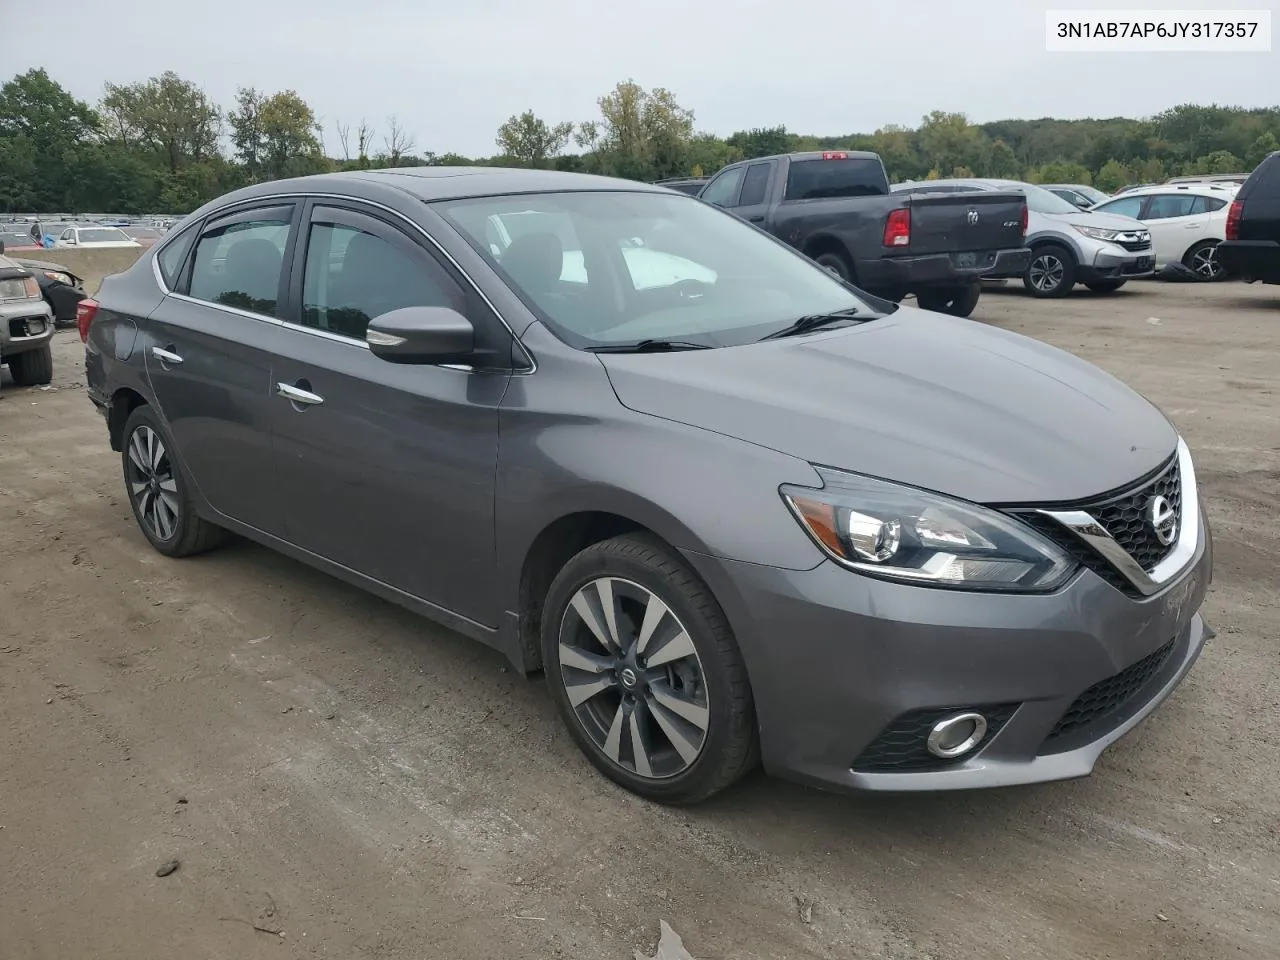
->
xmin=541 ymin=534 xmax=757 ymax=805
xmin=8 ymin=344 xmax=53 ymax=386
xmin=915 ymin=284 xmax=981 ymax=318
xmin=121 ymin=406 xmax=227 ymax=557
xmin=1023 ymin=244 xmax=1076 ymax=298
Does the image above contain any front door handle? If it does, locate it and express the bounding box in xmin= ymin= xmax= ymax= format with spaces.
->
xmin=276 ymin=382 xmax=325 ymax=406
xmin=151 ymin=346 xmax=183 ymax=365
xmin=748 ymin=215 xmax=765 ymax=222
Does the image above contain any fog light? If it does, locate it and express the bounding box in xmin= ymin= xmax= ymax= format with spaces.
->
xmin=926 ymin=711 xmax=988 ymax=759
xmin=25 ymin=317 xmax=46 ymax=336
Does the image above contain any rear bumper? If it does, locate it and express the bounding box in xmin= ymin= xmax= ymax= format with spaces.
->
xmin=856 ymin=247 xmax=1031 ymax=291
xmin=1217 ymin=239 xmax=1280 ymax=283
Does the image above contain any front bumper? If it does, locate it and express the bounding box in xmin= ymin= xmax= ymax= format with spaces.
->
xmin=681 ymin=510 xmax=1212 ymax=794
xmin=855 ymin=247 xmax=1032 ymax=292
xmin=1077 ymin=246 xmax=1156 ymax=283
xmin=0 ymin=302 xmax=54 ymax=357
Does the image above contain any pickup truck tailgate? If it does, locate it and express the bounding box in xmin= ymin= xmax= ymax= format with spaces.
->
xmin=902 ymin=191 xmax=1026 ymax=257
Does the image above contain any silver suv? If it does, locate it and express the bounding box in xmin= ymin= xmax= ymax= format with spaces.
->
xmin=0 ymin=249 xmax=55 ymax=386
xmin=892 ymin=178 xmax=1154 ymax=297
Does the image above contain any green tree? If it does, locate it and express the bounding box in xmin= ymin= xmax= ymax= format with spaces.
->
xmin=103 ymin=71 xmax=221 ymax=173
xmin=228 ymin=87 xmax=267 ymax=177
xmin=917 ymin=111 xmax=989 ymax=179
xmin=0 ymin=69 xmax=99 ymax=208
xmin=495 ymin=110 xmax=574 ymax=167
xmin=726 ymin=126 xmax=794 ymax=160
xmin=1094 ymin=159 xmax=1133 ymax=192
xmin=259 ymin=91 xmax=326 ymax=179
xmin=588 ymin=80 xmax=695 ymax=181
xmin=1246 ymin=132 xmax=1279 ymax=167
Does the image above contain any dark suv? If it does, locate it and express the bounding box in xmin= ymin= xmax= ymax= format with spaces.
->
xmin=1217 ymin=151 xmax=1280 ymax=285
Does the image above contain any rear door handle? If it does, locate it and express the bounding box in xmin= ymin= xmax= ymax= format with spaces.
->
xmin=276 ymin=381 xmax=325 ymax=406
xmin=151 ymin=346 xmax=183 ymax=365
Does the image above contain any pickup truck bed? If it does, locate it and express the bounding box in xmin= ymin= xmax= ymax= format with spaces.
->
xmin=695 ymin=151 xmax=1030 ymax=316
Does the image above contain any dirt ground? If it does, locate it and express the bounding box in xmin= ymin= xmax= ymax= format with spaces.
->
xmin=1 ymin=279 xmax=1277 ymax=960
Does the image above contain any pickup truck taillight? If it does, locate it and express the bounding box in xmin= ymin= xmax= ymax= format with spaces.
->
xmin=883 ymin=209 xmax=911 ymax=247
xmin=76 ymin=298 xmax=100 ymax=343
xmin=1225 ymin=198 xmax=1243 ymax=240
xmin=1021 ymin=204 xmax=1029 ymax=237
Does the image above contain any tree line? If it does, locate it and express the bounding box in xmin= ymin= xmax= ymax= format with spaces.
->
xmin=1 ymin=67 xmax=1277 ymax=215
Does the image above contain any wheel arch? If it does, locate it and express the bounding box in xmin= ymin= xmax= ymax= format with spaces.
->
xmin=802 ymin=234 xmax=856 ymax=279
xmin=108 ymin=386 xmax=151 ymax=452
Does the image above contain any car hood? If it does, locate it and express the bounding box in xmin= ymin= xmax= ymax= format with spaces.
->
xmin=1049 ymin=210 xmax=1148 ymax=231
xmin=11 ymin=257 xmax=82 ymax=280
xmin=599 ymin=308 xmax=1176 ymax=504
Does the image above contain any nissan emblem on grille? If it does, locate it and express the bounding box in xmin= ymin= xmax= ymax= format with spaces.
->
xmin=1149 ymin=494 xmax=1178 ymax=546
xmin=966 ymin=209 xmax=980 ymax=225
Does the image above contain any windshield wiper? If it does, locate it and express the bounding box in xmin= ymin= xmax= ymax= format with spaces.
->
xmin=760 ymin=308 xmax=862 ymax=341
xmin=587 ymin=339 xmax=713 ymax=353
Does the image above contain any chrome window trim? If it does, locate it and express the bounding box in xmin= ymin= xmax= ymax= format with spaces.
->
xmin=1037 ymin=437 xmax=1200 ymax=597
xmin=148 ymin=191 xmax=535 ymax=374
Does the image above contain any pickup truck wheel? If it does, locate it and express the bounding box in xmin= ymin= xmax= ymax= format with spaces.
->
xmin=7 ymin=343 xmax=53 ymax=386
xmin=1023 ymin=245 xmax=1076 ymax=298
xmin=915 ymin=284 xmax=981 ymax=318
xmin=813 ymin=252 xmax=852 ymax=282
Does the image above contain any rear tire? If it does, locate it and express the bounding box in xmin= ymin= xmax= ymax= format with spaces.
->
xmin=915 ymin=284 xmax=981 ymax=318
xmin=1183 ymin=240 xmax=1226 ymax=281
xmin=1085 ymin=280 xmax=1127 ymax=293
xmin=8 ymin=344 xmax=53 ymax=386
xmin=813 ymin=251 xmax=852 ymax=282
xmin=1023 ymin=244 xmax=1076 ymax=298
xmin=541 ymin=534 xmax=757 ymax=805
xmin=120 ymin=405 xmax=227 ymax=558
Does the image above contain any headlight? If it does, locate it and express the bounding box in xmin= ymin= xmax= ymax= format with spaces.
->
xmin=1073 ymin=225 xmax=1121 ymax=242
xmin=781 ymin=468 xmax=1076 ymax=592
xmin=44 ymin=271 xmax=73 ymax=285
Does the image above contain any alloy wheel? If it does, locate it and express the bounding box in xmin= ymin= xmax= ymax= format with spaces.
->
xmin=125 ymin=425 xmax=180 ymax=541
xmin=557 ymin=576 xmax=709 ymax=780
xmin=1190 ymin=243 xmax=1224 ymax=280
xmin=1029 ymin=254 xmax=1065 ymax=292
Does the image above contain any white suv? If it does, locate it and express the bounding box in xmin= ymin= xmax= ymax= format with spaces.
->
xmin=1089 ymin=183 xmax=1237 ymax=280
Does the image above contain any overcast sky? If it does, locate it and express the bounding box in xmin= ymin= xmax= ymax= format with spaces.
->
xmin=5 ymin=0 xmax=1277 ymax=156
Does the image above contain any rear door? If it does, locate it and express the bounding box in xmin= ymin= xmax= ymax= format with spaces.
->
xmin=1140 ymin=193 xmax=1203 ymax=264
xmin=268 ymin=201 xmax=511 ymax=624
xmin=144 ymin=202 xmax=299 ymax=534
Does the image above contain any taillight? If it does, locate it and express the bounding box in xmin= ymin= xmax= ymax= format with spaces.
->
xmin=22 ymin=275 xmax=40 ymax=298
xmin=883 ymin=208 xmax=911 ymax=247
xmin=76 ymin=298 xmax=100 ymax=342
xmin=1225 ymin=198 xmax=1243 ymax=240
xmin=1020 ymin=203 xmax=1029 ymax=237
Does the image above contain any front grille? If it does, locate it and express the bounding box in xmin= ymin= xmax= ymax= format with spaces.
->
xmin=1012 ymin=453 xmax=1181 ymax=595
xmin=1116 ymin=237 xmax=1152 ymax=252
xmin=1039 ymin=638 xmax=1176 ymax=754
xmin=853 ymin=703 xmax=1019 ymax=773
xmin=8 ymin=315 xmax=46 ymax=339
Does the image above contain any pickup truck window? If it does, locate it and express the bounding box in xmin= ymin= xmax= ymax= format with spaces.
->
xmin=437 ymin=190 xmax=873 ymax=349
xmin=737 ymin=163 xmax=772 ymax=206
xmin=701 ymin=167 xmax=744 ymax=207
xmin=784 ymin=158 xmax=888 ymax=201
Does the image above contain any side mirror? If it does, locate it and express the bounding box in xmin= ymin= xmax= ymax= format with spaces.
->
xmin=366 ymin=306 xmax=474 ymax=364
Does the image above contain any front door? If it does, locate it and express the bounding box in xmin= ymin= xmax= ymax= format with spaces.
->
xmin=144 ymin=202 xmax=300 ymax=534
xmin=269 ymin=201 xmax=511 ymax=625
xmin=726 ymin=161 xmax=775 ymax=226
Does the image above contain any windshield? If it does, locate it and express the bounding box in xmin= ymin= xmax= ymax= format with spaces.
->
xmin=436 ymin=191 xmax=876 ymax=348
xmin=78 ymin=228 xmax=131 ymax=243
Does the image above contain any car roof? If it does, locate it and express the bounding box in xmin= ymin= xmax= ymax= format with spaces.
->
xmin=1100 ymin=182 xmax=1238 ymax=199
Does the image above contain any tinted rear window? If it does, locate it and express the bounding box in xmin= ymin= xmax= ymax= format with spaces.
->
xmin=1239 ymin=152 xmax=1280 ymax=198
xmin=784 ymin=158 xmax=888 ymax=200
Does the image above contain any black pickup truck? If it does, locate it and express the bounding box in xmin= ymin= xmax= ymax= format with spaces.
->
xmin=695 ymin=151 xmax=1030 ymax=317
xmin=1217 ymin=151 xmax=1280 ymax=286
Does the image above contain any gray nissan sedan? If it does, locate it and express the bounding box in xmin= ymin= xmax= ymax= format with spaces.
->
xmin=81 ymin=168 xmax=1213 ymax=804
